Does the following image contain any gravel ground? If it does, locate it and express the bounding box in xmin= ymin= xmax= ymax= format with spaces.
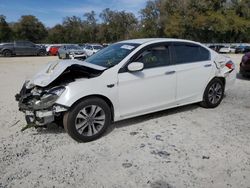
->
xmin=0 ymin=55 xmax=249 ymax=188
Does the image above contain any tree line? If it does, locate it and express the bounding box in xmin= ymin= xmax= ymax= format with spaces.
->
xmin=0 ymin=0 xmax=250 ymax=44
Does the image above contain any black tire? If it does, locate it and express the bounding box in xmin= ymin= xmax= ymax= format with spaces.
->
xmin=38 ymin=50 xmax=46 ymax=56
xmin=3 ymin=50 xmax=12 ymax=57
xmin=200 ymin=78 xmax=225 ymax=108
xmin=63 ymin=97 xmax=111 ymax=142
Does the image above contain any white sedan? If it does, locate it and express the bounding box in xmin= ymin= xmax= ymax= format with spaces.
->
xmin=16 ymin=38 xmax=236 ymax=142
xmin=84 ymin=44 xmax=103 ymax=57
xmin=219 ymin=46 xmax=236 ymax=53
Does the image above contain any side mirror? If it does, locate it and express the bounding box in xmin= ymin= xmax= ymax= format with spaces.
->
xmin=127 ymin=62 xmax=144 ymax=72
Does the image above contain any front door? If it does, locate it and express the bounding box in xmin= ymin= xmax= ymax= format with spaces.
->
xmin=118 ymin=43 xmax=176 ymax=118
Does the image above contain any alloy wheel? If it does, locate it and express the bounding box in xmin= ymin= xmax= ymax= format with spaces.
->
xmin=208 ymin=82 xmax=223 ymax=104
xmin=75 ymin=105 xmax=105 ymax=136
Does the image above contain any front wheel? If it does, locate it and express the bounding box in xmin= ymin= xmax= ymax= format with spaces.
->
xmin=63 ymin=97 xmax=111 ymax=142
xmin=200 ymin=78 xmax=224 ymax=108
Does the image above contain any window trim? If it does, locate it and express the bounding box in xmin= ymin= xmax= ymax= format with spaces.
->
xmin=118 ymin=42 xmax=173 ymax=73
xmin=171 ymin=42 xmax=211 ymax=65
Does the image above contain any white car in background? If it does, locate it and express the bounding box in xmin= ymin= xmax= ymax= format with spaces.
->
xmin=16 ymin=38 xmax=236 ymax=142
xmin=84 ymin=44 xmax=103 ymax=57
xmin=219 ymin=46 xmax=236 ymax=53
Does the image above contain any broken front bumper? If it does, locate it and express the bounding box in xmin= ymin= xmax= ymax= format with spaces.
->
xmin=24 ymin=105 xmax=67 ymax=126
xmin=15 ymin=83 xmax=68 ymax=126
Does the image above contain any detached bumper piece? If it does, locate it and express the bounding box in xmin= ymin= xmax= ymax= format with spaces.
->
xmin=25 ymin=110 xmax=55 ymax=126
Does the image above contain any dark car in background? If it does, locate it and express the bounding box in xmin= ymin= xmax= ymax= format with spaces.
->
xmin=235 ymin=46 xmax=250 ymax=54
xmin=240 ymin=52 xmax=250 ymax=77
xmin=0 ymin=41 xmax=46 ymax=57
xmin=208 ymin=45 xmax=225 ymax=52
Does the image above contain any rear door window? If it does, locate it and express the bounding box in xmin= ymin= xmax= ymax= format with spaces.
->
xmin=172 ymin=43 xmax=210 ymax=64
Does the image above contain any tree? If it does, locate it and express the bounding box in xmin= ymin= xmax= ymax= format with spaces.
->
xmin=14 ymin=15 xmax=47 ymax=43
xmin=62 ymin=16 xmax=84 ymax=43
xmin=99 ymin=8 xmax=137 ymax=41
xmin=83 ymin=11 xmax=98 ymax=42
xmin=140 ymin=1 xmax=160 ymax=37
xmin=0 ymin=15 xmax=12 ymax=42
xmin=47 ymin=24 xmax=66 ymax=43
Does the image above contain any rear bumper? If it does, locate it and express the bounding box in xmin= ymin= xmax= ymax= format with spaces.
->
xmin=225 ymin=69 xmax=236 ymax=91
xmin=240 ymin=69 xmax=250 ymax=76
xmin=240 ymin=63 xmax=250 ymax=76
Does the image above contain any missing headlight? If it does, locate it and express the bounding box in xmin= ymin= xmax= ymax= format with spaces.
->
xmin=33 ymin=86 xmax=65 ymax=110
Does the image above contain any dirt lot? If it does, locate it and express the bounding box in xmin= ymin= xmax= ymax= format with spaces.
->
xmin=0 ymin=55 xmax=249 ymax=188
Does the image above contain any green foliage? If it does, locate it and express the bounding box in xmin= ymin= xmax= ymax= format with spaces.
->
xmin=1 ymin=0 xmax=250 ymax=43
xmin=0 ymin=15 xmax=12 ymax=42
xmin=13 ymin=15 xmax=47 ymax=43
xmin=47 ymin=24 xmax=66 ymax=43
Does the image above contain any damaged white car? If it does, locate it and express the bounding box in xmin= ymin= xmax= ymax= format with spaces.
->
xmin=15 ymin=38 xmax=236 ymax=142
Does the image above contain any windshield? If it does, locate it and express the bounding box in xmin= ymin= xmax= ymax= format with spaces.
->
xmin=85 ymin=43 xmax=139 ymax=68
xmin=67 ymin=45 xmax=82 ymax=50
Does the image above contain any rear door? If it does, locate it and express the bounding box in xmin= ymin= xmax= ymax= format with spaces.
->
xmin=118 ymin=43 xmax=177 ymax=118
xmin=14 ymin=42 xmax=26 ymax=55
xmin=171 ymin=42 xmax=212 ymax=104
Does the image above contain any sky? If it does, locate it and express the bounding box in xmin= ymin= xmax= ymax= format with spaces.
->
xmin=0 ymin=0 xmax=146 ymax=27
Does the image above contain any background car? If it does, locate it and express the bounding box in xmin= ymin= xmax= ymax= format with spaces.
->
xmin=16 ymin=38 xmax=236 ymax=142
xmin=84 ymin=44 xmax=103 ymax=57
xmin=208 ymin=45 xmax=225 ymax=52
xmin=235 ymin=46 xmax=250 ymax=54
xmin=240 ymin=52 xmax=250 ymax=77
xmin=48 ymin=45 xmax=61 ymax=56
xmin=0 ymin=41 xmax=46 ymax=57
xmin=219 ymin=46 xmax=236 ymax=53
xmin=58 ymin=44 xmax=87 ymax=60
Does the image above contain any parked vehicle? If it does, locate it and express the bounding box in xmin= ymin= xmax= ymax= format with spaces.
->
xmin=240 ymin=52 xmax=250 ymax=77
xmin=58 ymin=44 xmax=87 ymax=60
xmin=235 ymin=46 xmax=250 ymax=54
xmin=208 ymin=45 xmax=225 ymax=52
xmin=219 ymin=46 xmax=236 ymax=53
xmin=0 ymin=41 xmax=46 ymax=57
xmin=15 ymin=38 xmax=236 ymax=142
xmin=102 ymin=43 xmax=111 ymax=47
xmin=84 ymin=44 xmax=103 ymax=57
xmin=78 ymin=44 xmax=87 ymax=49
xmin=48 ymin=45 xmax=61 ymax=56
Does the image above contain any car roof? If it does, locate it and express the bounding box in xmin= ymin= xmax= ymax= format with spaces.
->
xmin=119 ymin=38 xmax=201 ymax=45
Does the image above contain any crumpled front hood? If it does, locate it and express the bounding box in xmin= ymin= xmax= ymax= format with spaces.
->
xmin=28 ymin=60 xmax=105 ymax=88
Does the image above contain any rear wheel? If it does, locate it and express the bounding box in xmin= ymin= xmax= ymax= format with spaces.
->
xmin=58 ymin=53 xmax=61 ymax=59
xmin=200 ymin=78 xmax=224 ymax=108
xmin=3 ymin=50 xmax=12 ymax=57
xmin=63 ymin=97 xmax=111 ymax=142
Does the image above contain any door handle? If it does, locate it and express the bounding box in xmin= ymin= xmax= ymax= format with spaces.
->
xmin=204 ymin=64 xmax=212 ymax=67
xmin=165 ymin=71 xmax=176 ymax=75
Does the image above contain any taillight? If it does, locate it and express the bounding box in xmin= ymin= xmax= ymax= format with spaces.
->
xmin=225 ymin=61 xmax=235 ymax=70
